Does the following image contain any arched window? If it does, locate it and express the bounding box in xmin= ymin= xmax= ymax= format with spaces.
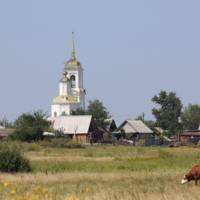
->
xmin=54 ymin=112 xmax=57 ymax=117
xmin=70 ymin=75 xmax=76 ymax=88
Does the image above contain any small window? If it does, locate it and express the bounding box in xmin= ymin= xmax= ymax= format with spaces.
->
xmin=54 ymin=112 xmax=57 ymax=117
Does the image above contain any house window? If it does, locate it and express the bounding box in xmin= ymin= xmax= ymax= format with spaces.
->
xmin=70 ymin=75 xmax=76 ymax=88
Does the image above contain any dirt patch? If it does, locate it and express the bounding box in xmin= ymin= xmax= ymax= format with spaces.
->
xmin=169 ymin=141 xmax=195 ymax=147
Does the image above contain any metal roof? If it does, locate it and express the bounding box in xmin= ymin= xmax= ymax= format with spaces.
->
xmin=115 ymin=120 xmax=153 ymax=134
xmin=47 ymin=115 xmax=92 ymax=134
xmin=180 ymin=131 xmax=200 ymax=136
xmin=0 ymin=129 xmax=16 ymax=136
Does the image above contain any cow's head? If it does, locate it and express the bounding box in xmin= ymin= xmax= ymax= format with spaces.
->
xmin=181 ymin=175 xmax=191 ymax=184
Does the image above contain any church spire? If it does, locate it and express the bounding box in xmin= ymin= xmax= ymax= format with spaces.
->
xmin=71 ymin=31 xmax=75 ymax=59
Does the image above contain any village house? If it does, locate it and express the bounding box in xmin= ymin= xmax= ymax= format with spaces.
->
xmin=179 ymin=130 xmax=200 ymax=141
xmin=0 ymin=128 xmax=16 ymax=140
xmin=47 ymin=115 xmax=103 ymax=143
xmin=113 ymin=120 xmax=154 ymax=139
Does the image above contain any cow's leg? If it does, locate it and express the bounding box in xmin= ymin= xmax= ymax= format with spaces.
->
xmin=194 ymin=177 xmax=198 ymax=186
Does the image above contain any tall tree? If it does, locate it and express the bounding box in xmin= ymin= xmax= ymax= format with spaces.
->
xmin=152 ymin=91 xmax=182 ymax=135
xmin=71 ymin=100 xmax=111 ymax=129
xmin=87 ymin=99 xmax=111 ymax=128
xmin=14 ymin=110 xmax=50 ymax=128
xmin=70 ymin=107 xmax=87 ymax=115
xmin=181 ymin=104 xmax=200 ymax=130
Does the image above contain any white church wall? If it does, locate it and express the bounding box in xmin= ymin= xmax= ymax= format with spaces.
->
xmin=52 ymin=103 xmax=81 ymax=117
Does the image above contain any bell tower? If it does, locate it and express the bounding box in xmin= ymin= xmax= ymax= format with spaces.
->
xmin=51 ymin=32 xmax=86 ymax=117
xmin=63 ymin=31 xmax=86 ymax=109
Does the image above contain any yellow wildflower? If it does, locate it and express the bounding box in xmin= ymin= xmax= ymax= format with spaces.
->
xmin=68 ymin=198 xmax=74 ymax=200
xmin=41 ymin=189 xmax=47 ymax=194
xmin=4 ymin=182 xmax=9 ymax=187
xmin=35 ymin=185 xmax=41 ymax=190
xmin=10 ymin=190 xmax=16 ymax=194
xmin=76 ymin=198 xmax=81 ymax=200
xmin=26 ymin=192 xmax=32 ymax=197
xmin=85 ymin=188 xmax=90 ymax=193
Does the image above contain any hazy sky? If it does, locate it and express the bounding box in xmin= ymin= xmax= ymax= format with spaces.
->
xmin=0 ymin=1 xmax=200 ymax=126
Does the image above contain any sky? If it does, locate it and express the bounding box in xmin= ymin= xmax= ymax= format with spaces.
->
xmin=0 ymin=1 xmax=200 ymax=126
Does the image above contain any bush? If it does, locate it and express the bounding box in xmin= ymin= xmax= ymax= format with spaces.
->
xmin=27 ymin=143 xmax=40 ymax=151
xmin=9 ymin=126 xmax=44 ymax=142
xmin=0 ymin=144 xmax=32 ymax=172
xmin=39 ymin=138 xmax=85 ymax=149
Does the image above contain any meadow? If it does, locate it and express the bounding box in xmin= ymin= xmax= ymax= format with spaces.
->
xmin=1 ymin=142 xmax=200 ymax=200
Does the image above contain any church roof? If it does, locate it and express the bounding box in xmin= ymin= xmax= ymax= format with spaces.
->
xmin=64 ymin=59 xmax=82 ymax=69
xmin=60 ymin=70 xmax=71 ymax=82
xmin=64 ymin=31 xmax=82 ymax=70
xmin=52 ymin=95 xmax=79 ymax=104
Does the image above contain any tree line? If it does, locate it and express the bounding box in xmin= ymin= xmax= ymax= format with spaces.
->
xmin=2 ymin=91 xmax=200 ymax=141
xmin=137 ymin=90 xmax=200 ymax=137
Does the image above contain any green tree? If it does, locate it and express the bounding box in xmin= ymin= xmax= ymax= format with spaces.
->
xmin=71 ymin=100 xmax=111 ymax=129
xmin=87 ymin=99 xmax=111 ymax=128
xmin=14 ymin=110 xmax=50 ymax=128
xmin=152 ymin=91 xmax=182 ymax=135
xmin=181 ymin=104 xmax=200 ymax=130
xmin=119 ymin=128 xmax=126 ymax=139
xmin=135 ymin=115 xmax=143 ymax=121
xmin=10 ymin=110 xmax=51 ymax=142
xmin=70 ymin=107 xmax=87 ymax=115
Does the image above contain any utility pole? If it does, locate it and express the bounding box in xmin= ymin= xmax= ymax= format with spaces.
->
xmin=4 ymin=116 xmax=6 ymax=128
xmin=142 ymin=113 xmax=145 ymax=123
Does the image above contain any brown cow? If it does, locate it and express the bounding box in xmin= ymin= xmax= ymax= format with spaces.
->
xmin=181 ymin=165 xmax=200 ymax=185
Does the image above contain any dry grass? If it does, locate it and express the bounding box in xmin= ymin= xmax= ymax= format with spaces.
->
xmin=1 ymin=171 xmax=200 ymax=200
xmin=2 ymin=143 xmax=200 ymax=199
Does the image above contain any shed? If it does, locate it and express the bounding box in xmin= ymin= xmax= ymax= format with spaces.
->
xmin=47 ymin=115 xmax=103 ymax=143
xmin=0 ymin=129 xmax=16 ymax=139
xmin=113 ymin=120 xmax=154 ymax=139
xmin=179 ymin=130 xmax=200 ymax=141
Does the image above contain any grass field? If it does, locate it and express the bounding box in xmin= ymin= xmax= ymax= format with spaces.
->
xmin=1 ymin=142 xmax=200 ymax=200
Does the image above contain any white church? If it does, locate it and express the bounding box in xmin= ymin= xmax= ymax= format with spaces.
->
xmin=51 ymin=32 xmax=86 ymax=117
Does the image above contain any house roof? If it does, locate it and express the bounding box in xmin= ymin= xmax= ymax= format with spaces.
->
xmin=47 ymin=115 xmax=93 ymax=134
xmin=180 ymin=131 xmax=200 ymax=136
xmin=114 ymin=120 xmax=153 ymax=134
xmin=0 ymin=129 xmax=16 ymax=137
xmin=154 ymin=127 xmax=165 ymax=133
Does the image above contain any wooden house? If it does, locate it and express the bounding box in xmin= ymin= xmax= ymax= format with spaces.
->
xmin=113 ymin=120 xmax=154 ymax=139
xmin=179 ymin=130 xmax=200 ymax=141
xmin=47 ymin=115 xmax=103 ymax=143
xmin=0 ymin=128 xmax=16 ymax=140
